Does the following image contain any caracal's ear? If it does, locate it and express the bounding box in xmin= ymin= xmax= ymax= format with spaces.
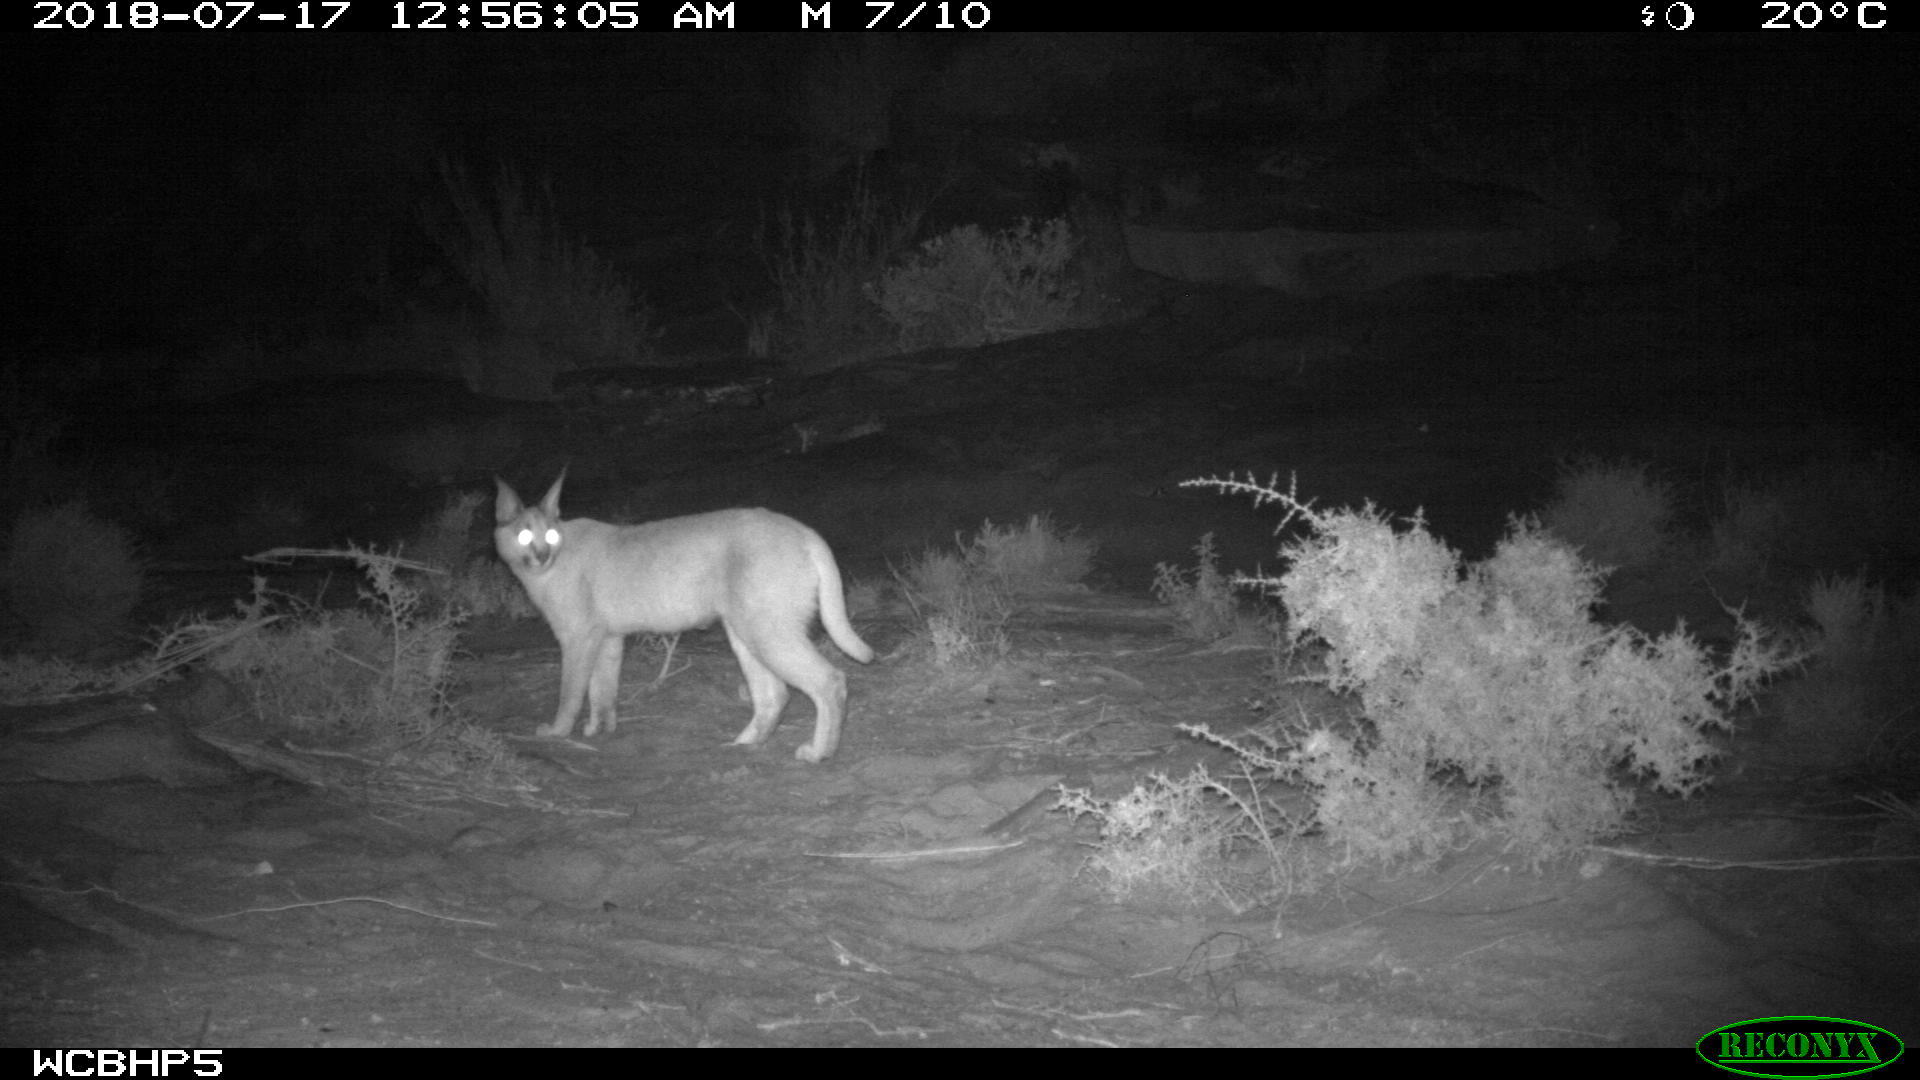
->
xmin=538 ymin=467 xmax=568 ymax=518
xmin=494 ymin=476 xmax=524 ymax=524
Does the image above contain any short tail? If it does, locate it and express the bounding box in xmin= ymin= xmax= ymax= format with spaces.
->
xmin=810 ymin=535 xmax=874 ymax=663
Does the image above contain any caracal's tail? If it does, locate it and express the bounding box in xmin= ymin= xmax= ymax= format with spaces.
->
xmin=808 ymin=535 xmax=873 ymax=663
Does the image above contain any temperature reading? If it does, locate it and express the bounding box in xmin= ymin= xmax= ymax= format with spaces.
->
xmin=1761 ymin=1 xmax=1890 ymax=27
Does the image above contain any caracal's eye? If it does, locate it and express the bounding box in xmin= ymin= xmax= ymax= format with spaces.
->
xmin=517 ymin=527 xmax=534 ymax=547
xmin=544 ymin=528 xmax=561 ymax=546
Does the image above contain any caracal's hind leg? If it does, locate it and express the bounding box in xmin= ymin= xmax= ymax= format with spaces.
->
xmin=724 ymin=622 xmax=791 ymax=750
xmin=758 ymin=631 xmax=847 ymax=763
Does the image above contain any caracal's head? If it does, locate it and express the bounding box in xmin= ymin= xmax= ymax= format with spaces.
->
xmin=494 ymin=469 xmax=567 ymax=574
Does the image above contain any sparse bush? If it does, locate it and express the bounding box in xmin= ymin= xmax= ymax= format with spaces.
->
xmin=1186 ymin=474 xmax=1803 ymax=867
xmin=966 ymin=512 xmax=1095 ymax=595
xmin=1181 ymin=725 xmax=1468 ymax=879
xmin=154 ymin=548 xmax=529 ymax=793
xmin=1056 ymin=771 xmax=1239 ymax=905
xmin=757 ymin=176 xmax=927 ymax=371
xmin=407 ymin=492 xmax=484 ymax=584
xmin=3 ymin=501 xmax=144 ymax=654
xmin=1057 ymin=760 xmax=1314 ymax=912
xmin=447 ymin=555 xmax=539 ymax=620
xmin=1779 ymin=574 xmax=1920 ymax=769
xmin=427 ymin=160 xmax=655 ymax=397
xmin=398 ymin=491 xmax=534 ymax=620
xmin=925 ymin=606 xmax=1007 ymax=668
xmin=210 ymin=596 xmax=389 ymax=735
xmin=901 ymin=547 xmax=972 ymax=613
xmin=208 ymin=549 xmax=463 ymax=745
xmin=1539 ymin=457 xmax=1677 ymax=571
xmin=866 ymin=218 xmax=1082 ymax=353
xmin=741 ymin=308 xmax=774 ymax=360
xmin=1806 ymin=572 xmax=1886 ymax=661
xmin=899 ymin=548 xmax=1009 ymax=668
xmin=1153 ymin=532 xmax=1242 ymax=641
xmin=896 ymin=514 xmax=1092 ymax=668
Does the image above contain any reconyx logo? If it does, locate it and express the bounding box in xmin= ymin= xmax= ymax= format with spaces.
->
xmin=1697 ymin=1017 xmax=1903 ymax=1079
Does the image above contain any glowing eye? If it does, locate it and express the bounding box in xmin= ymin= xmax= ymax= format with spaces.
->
xmin=544 ymin=528 xmax=561 ymax=546
xmin=517 ymin=528 xmax=534 ymax=546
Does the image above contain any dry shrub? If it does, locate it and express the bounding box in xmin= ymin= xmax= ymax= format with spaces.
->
xmin=1539 ymin=456 xmax=1677 ymax=571
xmin=899 ymin=548 xmax=1009 ymax=668
xmin=1152 ymin=532 xmax=1245 ymax=642
xmin=1778 ymin=573 xmax=1920 ymax=770
xmin=407 ymin=492 xmax=484 ymax=582
xmin=1056 ymin=772 xmax=1239 ymax=906
xmin=1185 ymin=474 xmax=1803 ymax=870
xmin=866 ymin=218 xmax=1083 ymax=352
xmin=209 ymin=552 xmax=451 ymax=741
xmin=896 ymin=514 xmax=1093 ymax=668
xmin=1709 ymin=481 xmax=1791 ymax=578
xmin=402 ymin=491 xmax=533 ymax=620
xmin=966 ymin=512 xmax=1094 ymax=595
xmin=191 ymin=547 xmax=523 ymax=785
xmin=447 ymin=556 xmax=538 ymax=620
xmin=757 ymin=175 xmax=926 ymax=371
xmin=1057 ymin=760 xmax=1319 ymax=914
xmin=426 ymin=159 xmax=655 ymax=396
